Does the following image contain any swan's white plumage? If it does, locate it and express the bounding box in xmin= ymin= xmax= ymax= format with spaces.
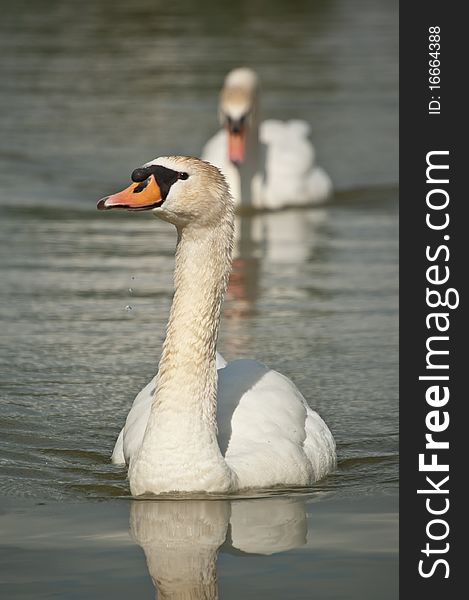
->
xmin=103 ymin=155 xmax=335 ymax=495
xmin=219 ymin=360 xmax=335 ymax=486
xmin=112 ymin=356 xmax=335 ymax=487
xmin=111 ymin=352 xmax=227 ymax=466
xmin=202 ymin=68 xmax=332 ymax=210
xmin=260 ymin=120 xmax=332 ymax=208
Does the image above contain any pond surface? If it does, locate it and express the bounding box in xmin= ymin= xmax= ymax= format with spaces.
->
xmin=0 ymin=0 xmax=398 ymax=597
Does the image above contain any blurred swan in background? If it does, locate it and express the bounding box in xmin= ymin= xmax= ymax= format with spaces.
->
xmin=202 ymin=67 xmax=332 ymax=211
xmin=131 ymin=496 xmax=307 ymax=599
xmin=99 ymin=155 xmax=335 ymax=496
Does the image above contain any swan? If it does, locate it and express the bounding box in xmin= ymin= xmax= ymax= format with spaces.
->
xmin=98 ymin=155 xmax=335 ymax=496
xmin=202 ymin=67 xmax=332 ymax=211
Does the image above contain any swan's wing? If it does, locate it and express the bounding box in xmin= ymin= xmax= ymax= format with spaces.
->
xmin=303 ymin=402 xmax=336 ymax=481
xmin=261 ymin=119 xmax=315 ymax=173
xmin=216 ymin=351 xmax=227 ymax=369
xmin=111 ymin=352 xmax=227 ymax=465
xmin=218 ymin=359 xmax=335 ymax=487
xmin=259 ymin=119 xmax=332 ymax=209
xmin=110 ymin=429 xmax=125 ymax=465
xmin=110 ymin=375 xmax=157 ymax=465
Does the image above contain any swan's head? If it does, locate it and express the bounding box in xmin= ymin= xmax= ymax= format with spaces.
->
xmin=97 ymin=156 xmax=233 ymax=228
xmin=219 ymin=67 xmax=259 ymax=165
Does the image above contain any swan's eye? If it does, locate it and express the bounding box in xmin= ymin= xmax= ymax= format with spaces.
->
xmin=179 ymin=172 xmax=189 ymax=180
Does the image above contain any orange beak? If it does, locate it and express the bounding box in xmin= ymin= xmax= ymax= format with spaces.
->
xmin=97 ymin=175 xmax=163 ymax=211
xmin=228 ymin=130 xmax=246 ymax=165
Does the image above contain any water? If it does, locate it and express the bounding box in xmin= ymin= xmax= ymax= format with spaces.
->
xmin=1 ymin=494 xmax=397 ymax=600
xmin=0 ymin=0 xmax=398 ymax=597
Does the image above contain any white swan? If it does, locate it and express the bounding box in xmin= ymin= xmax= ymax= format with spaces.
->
xmin=98 ymin=156 xmax=335 ymax=496
xmin=202 ymin=67 xmax=332 ymax=211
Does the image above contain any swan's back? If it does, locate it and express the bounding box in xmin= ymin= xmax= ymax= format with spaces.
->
xmin=260 ymin=119 xmax=332 ymax=209
xmin=218 ymin=359 xmax=336 ymax=488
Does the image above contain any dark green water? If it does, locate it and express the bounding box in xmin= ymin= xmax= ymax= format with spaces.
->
xmin=0 ymin=0 xmax=398 ymax=597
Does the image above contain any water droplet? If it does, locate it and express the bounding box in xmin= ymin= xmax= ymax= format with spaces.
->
xmin=128 ymin=287 xmax=133 ymax=294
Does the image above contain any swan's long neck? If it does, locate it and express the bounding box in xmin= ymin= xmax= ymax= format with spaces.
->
xmin=128 ymin=208 xmax=236 ymax=495
xmin=157 ymin=219 xmax=232 ymax=419
xmin=239 ymin=96 xmax=261 ymax=209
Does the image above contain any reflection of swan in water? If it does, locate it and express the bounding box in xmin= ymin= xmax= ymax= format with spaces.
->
xmin=228 ymin=497 xmax=307 ymax=555
xmin=227 ymin=207 xmax=328 ymax=305
xmin=130 ymin=496 xmax=307 ymax=599
xmin=223 ymin=208 xmax=329 ymax=356
xmin=224 ymin=213 xmax=265 ymax=318
xmin=261 ymin=208 xmax=328 ymax=265
xmin=131 ymin=500 xmax=228 ymax=599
